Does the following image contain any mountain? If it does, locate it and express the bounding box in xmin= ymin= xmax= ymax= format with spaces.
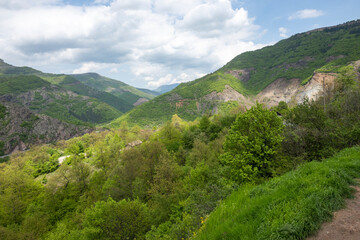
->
xmin=110 ymin=20 xmax=360 ymax=127
xmin=136 ymin=87 xmax=161 ymax=96
xmin=71 ymin=73 xmax=157 ymax=106
xmin=0 ymin=99 xmax=91 ymax=155
xmin=0 ymin=74 xmax=123 ymax=154
xmin=154 ymin=83 xmax=180 ymax=94
xmin=0 ymin=61 xmax=146 ymax=155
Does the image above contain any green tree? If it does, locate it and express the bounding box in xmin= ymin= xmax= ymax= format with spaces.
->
xmin=220 ymin=103 xmax=284 ymax=183
xmin=83 ymin=198 xmax=150 ymax=240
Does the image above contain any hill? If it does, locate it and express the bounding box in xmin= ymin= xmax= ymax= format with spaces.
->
xmin=154 ymin=83 xmax=180 ymax=94
xmin=0 ymin=74 xmax=124 ymax=154
xmin=71 ymin=73 xmax=157 ymax=106
xmin=111 ymin=20 xmax=360 ymax=126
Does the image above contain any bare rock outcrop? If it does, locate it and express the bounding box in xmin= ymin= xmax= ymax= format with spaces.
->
xmin=133 ymin=98 xmax=149 ymax=106
xmin=0 ymin=100 xmax=92 ymax=155
xmin=225 ymin=69 xmax=253 ymax=82
xmin=257 ymin=78 xmax=302 ymax=107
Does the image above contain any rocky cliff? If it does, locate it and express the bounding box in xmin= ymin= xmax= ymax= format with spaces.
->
xmin=0 ymin=100 xmax=91 ymax=155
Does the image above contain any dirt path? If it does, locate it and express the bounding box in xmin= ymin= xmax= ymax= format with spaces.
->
xmin=307 ymin=185 xmax=360 ymax=240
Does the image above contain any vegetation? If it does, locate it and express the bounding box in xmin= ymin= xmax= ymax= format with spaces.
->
xmin=0 ymin=75 xmax=50 ymax=94
xmin=35 ymin=74 xmax=133 ymax=113
xmin=0 ymin=141 xmax=4 ymax=156
xmin=0 ymin=65 xmax=359 ymax=239
xmin=0 ymin=75 xmax=122 ymax=125
xmin=113 ymin=20 xmax=360 ymax=126
xmin=0 ymin=103 xmax=6 ymax=119
xmin=72 ymin=73 xmax=156 ymax=105
xmin=220 ymin=103 xmax=284 ymax=183
xmin=223 ymin=20 xmax=360 ymax=93
xmin=195 ymin=147 xmax=360 ymax=240
xmin=0 ymin=21 xmax=360 ymax=240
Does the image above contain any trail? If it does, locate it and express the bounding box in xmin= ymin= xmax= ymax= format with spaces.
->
xmin=307 ymin=185 xmax=360 ymax=240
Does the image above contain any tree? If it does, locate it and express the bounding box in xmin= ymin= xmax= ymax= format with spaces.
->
xmin=220 ymin=103 xmax=284 ymax=183
xmin=83 ymin=198 xmax=150 ymax=240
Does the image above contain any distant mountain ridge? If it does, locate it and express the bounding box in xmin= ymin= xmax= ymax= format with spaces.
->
xmin=71 ymin=73 xmax=157 ymax=106
xmin=0 ymin=60 xmax=156 ymax=155
xmin=109 ymin=19 xmax=360 ymax=127
xmin=154 ymin=83 xmax=180 ymax=94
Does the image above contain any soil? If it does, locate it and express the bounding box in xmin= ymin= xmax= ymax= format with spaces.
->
xmin=307 ymin=185 xmax=360 ymax=240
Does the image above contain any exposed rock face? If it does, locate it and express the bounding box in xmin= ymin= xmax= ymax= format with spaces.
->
xmin=199 ymin=85 xmax=254 ymax=114
xmin=257 ymin=73 xmax=337 ymax=107
xmin=203 ymin=85 xmax=253 ymax=104
xmin=133 ymin=98 xmax=149 ymax=106
xmin=0 ymin=100 xmax=92 ymax=155
xmin=195 ymin=72 xmax=339 ymax=111
xmin=296 ymin=73 xmax=337 ymax=103
xmin=257 ymin=78 xmax=302 ymax=107
xmin=225 ymin=69 xmax=253 ymax=82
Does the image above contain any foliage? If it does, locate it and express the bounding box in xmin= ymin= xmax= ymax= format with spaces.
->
xmin=0 ymin=75 xmax=50 ymax=94
xmin=83 ymin=198 xmax=151 ymax=240
xmin=72 ymin=73 xmax=156 ymax=105
xmin=195 ymin=147 xmax=360 ymax=240
xmin=111 ymin=20 xmax=360 ymax=127
xmin=0 ymin=141 xmax=4 ymax=156
xmin=220 ymin=103 xmax=284 ymax=183
xmin=0 ymin=63 xmax=360 ymax=240
xmin=0 ymin=103 xmax=7 ymax=119
xmin=20 ymin=115 xmax=39 ymax=130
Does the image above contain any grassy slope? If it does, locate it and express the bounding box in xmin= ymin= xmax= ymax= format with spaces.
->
xmin=112 ymin=20 xmax=360 ymax=127
xmin=0 ymin=75 xmax=122 ymax=125
xmin=0 ymin=60 xmax=134 ymax=113
xmin=0 ymin=75 xmax=50 ymax=94
xmin=72 ymin=73 xmax=156 ymax=105
xmin=222 ymin=20 xmax=360 ymax=93
xmin=39 ymin=74 xmax=134 ymax=113
xmin=196 ymin=147 xmax=360 ymax=240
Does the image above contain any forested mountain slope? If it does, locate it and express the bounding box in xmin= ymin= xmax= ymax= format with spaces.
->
xmin=112 ymin=20 xmax=360 ymax=126
xmin=72 ymin=73 xmax=156 ymax=106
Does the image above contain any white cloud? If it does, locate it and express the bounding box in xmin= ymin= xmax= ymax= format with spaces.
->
xmin=0 ymin=0 xmax=60 ymax=9
xmin=72 ymin=62 xmax=114 ymax=74
xmin=0 ymin=0 xmax=266 ymax=88
xmin=278 ymin=27 xmax=288 ymax=38
xmin=289 ymin=9 xmax=324 ymax=20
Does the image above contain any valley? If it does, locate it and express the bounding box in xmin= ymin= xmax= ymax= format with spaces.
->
xmin=1 ymin=18 xmax=360 ymax=240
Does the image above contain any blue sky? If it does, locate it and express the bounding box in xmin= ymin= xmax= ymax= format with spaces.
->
xmin=0 ymin=0 xmax=359 ymax=89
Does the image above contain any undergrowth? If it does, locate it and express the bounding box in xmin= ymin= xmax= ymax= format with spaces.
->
xmin=196 ymin=147 xmax=360 ymax=240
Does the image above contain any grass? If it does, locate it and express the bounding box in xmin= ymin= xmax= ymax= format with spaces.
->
xmin=113 ymin=20 xmax=360 ymax=127
xmin=195 ymin=147 xmax=360 ymax=240
xmin=0 ymin=75 xmax=50 ymax=94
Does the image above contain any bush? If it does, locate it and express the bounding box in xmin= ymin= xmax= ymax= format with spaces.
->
xmin=83 ymin=198 xmax=151 ymax=240
xmin=220 ymin=103 xmax=284 ymax=183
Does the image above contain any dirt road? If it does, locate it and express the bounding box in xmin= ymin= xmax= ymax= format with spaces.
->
xmin=307 ymin=185 xmax=360 ymax=240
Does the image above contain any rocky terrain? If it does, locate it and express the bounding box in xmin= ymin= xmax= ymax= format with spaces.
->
xmin=0 ymin=100 xmax=91 ymax=155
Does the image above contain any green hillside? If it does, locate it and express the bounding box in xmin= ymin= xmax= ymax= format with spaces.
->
xmin=72 ymin=73 xmax=156 ymax=105
xmin=0 ymin=75 xmax=122 ymax=125
xmin=0 ymin=75 xmax=50 ymax=94
xmin=36 ymin=74 xmax=134 ymax=113
xmin=196 ymin=147 xmax=360 ymax=240
xmin=111 ymin=20 xmax=360 ymax=127
xmin=222 ymin=20 xmax=360 ymax=93
xmin=0 ymin=61 xmax=134 ymax=113
xmin=0 ymin=59 xmax=40 ymax=75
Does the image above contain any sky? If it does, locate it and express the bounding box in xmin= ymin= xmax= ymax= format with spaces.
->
xmin=0 ymin=0 xmax=359 ymax=89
